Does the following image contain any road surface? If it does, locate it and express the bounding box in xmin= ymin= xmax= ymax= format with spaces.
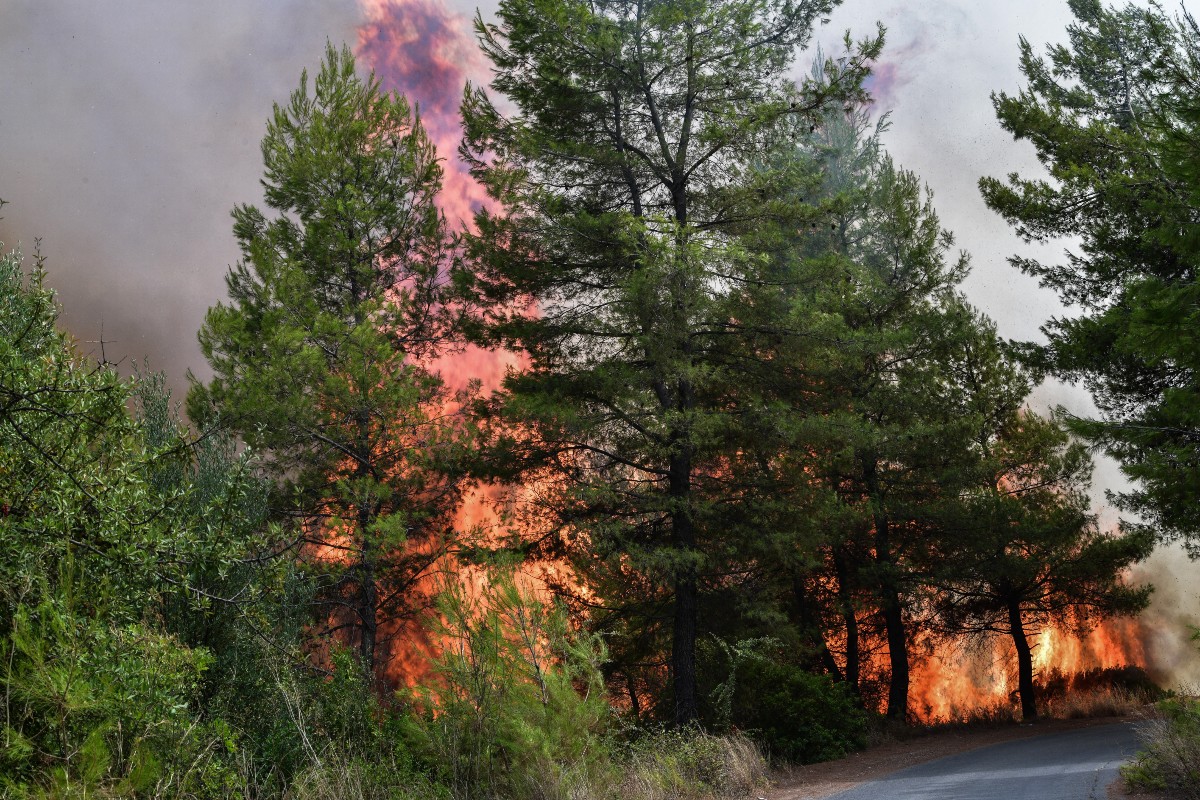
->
xmin=825 ymin=721 xmax=1142 ymax=800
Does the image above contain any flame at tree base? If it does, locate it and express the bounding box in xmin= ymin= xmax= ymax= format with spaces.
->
xmin=908 ymin=617 xmax=1156 ymax=723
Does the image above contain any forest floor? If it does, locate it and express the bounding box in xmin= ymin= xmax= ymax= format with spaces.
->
xmin=767 ymin=714 xmax=1152 ymax=800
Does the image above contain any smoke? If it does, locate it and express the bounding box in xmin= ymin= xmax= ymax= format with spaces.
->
xmin=1132 ymin=546 xmax=1200 ymax=689
xmin=0 ymin=0 xmax=363 ymax=395
xmin=863 ymin=37 xmax=930 ymax=112
xmin=357 ymin=0 xmax=491 ymax=227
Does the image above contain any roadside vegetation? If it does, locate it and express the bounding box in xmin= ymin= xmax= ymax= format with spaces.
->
xmin=3 ymin=0 xmax=1200 ymax=797
xmin=1122 ymin=693 xmax=1200 ymax=799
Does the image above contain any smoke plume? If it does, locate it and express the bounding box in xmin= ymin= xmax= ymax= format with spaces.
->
xmin=0 ymin=0 xmax=363 ymax=394
xmin=357 ymin=0 xmax=490 ymax=228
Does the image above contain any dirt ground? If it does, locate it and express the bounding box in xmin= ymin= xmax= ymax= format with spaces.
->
xmin=767 ymin=715 xmax=1146 ymax=800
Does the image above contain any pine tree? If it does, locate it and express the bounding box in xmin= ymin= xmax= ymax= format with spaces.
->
xmin=753 ymin=85 xmax=977 ymax=718
xmin=980 ymin=0 xmax=1200 ymax=549
xmin=933 ymin=392 xmax=1153 ymax=720
xmin=458 ymin=0 xmax=882 ymax=724
xmin=189 ymin=44 xmax=470 ymax=681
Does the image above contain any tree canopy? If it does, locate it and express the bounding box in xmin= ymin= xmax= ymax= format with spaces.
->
xmin=981 ymin=0 xmax=1200 ymax=550
xmin=458 ymin=0 xmax=883 ymax=724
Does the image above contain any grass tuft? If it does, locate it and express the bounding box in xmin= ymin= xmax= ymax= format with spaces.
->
xmin=617 ymin=730 xmax=769 ymax=800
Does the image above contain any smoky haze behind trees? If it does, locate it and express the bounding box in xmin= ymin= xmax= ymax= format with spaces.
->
xmin=0 ymin=0 xmax=361 ymax=394
xmin=1 ymin=0 xmax=1197 ymax=689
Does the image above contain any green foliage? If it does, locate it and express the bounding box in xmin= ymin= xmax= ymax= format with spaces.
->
xmin=401 ymin=572 xmax=611 ymax=800
xmin=747 ymin=62 xmax=989 ymax=720
xmin=460 ymin=0 xmax=884 ymax=725
xmin=0 ymin=246 xmax=260 ymax=796
xmin=934 ymin=410 xmax=1153 ymax=636
xmin=0 ymin=584 xmax=240 ymax=798
xmin=732 ymin=661 xmax=865 ymax=764
xmin=1 ymin=248 xmax=161 ymax=616
xmin=980 ymin=0 xmax=1200 ymax=549
xmin=1121 ymin=696 xmax=1200 ymax=798
xmin=698 ymin=637 xmax=865 ymax=764
xmin=189 ymin=43 xmax=472 ymax=676
xmin=264 ymin=649 xmax=445 ymax=800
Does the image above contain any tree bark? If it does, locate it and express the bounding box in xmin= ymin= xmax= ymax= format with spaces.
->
xmin=832 ymin=549 xmax=861 ymax=696
xmin=671 ymin=449 xmax=699 ymax=726
xmin=793 ymin=574 xmax=843 ymax=681
xmin=357 ymin=501 xmax=379 ymax=678
xmin=1008 ymin=599 xmax=1038 ymax=721
xmin=879 ymin=584 xmax=909 ymax=720
xmin=863 ymin=456 xmax=909 ymax=720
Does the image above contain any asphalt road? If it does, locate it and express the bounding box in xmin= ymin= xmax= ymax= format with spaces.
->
xmin=826 ymin=721 xmax=1142 ymax=800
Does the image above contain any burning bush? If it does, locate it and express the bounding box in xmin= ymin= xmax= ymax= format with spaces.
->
xmin=1035 ymin=666 xmax=1165 ymax=719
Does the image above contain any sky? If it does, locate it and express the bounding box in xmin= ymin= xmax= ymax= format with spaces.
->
xmin=1 ymin=0 xmax=1196 ymax=678
xmin=0 ymin=0 xmax=1077 ymax=393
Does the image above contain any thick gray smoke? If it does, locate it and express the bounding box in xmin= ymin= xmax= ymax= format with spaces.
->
xmin=0 ymin=0 xmax=361 ymax=394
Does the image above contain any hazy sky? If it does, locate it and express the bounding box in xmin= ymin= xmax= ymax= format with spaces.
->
xmin=1 ymin=0 xmax=1195 ymax=674
xmin=0 ymin=0 xmax=1080 ymax=390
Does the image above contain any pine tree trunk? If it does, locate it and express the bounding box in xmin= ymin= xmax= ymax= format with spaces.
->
xmin=673 ymin=567 xmax=699 ymax=725
xmin=863 ymin=457 xmax=908 ymax=720
xmin=880 ymin=585 xmax=909 ymax=720
xmin=832 ymin=549 xmax=861 ymax=696
xmin=358 ymin=502 xmax=379 ymax=679
xmin=793 ymin=574 xmax=843 ymax=681
xmin=844 ymin=608 xmax=861 ymax=696
xmin=1008 ymin=599 xmax=1038 ymax=721
xmin=671 ymin=449 xmax=699 ymax=726
xmin=624 ymin=672 xmax=643 ymax=721
xmin=360 ymin=557 xmax=378 ymax=676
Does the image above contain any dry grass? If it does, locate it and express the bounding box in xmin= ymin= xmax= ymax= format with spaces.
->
xmin=281 ymin=730 xmax=767 ymax=800
xmin=289 ymin=759 xmax=435 ymax=800
xmin=1044 ymin=687 xmax=1152 ymax=720
xmin=615 ymin=731 xmax=770 ymax=800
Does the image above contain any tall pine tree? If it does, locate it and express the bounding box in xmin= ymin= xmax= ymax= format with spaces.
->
xmin=458 ymin=0 xmax=882 ymax=724
xmin=981 ymin=0 xmax=1200 ymax=549
xmin=189 ymin=45 xmax=470 ymax=681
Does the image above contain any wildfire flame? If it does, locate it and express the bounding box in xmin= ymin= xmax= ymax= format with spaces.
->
xmin=331 ymin=0 xmax=534 ymax=690
xmin=908 ymin=616 xmax=1152 ymax=723
xmin=357 ymin=0 xmax=489 ymax=229
xmin=356 ymin=0 xmax=523 ymax=397
xmin=348 ymin=0 xmax=1177 ymax=715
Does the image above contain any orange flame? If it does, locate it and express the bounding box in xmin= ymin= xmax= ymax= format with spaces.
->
xmin=908 ymin=616 xmax=1151 ymax=723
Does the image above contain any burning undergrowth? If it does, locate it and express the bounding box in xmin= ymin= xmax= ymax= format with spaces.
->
xmin=339 ymin=0 xmax=1199 ymax=733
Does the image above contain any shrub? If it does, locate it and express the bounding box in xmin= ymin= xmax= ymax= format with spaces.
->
xmin=259 ymin=648 xmax=444 ymax=800
xmin=0 ymin=588 xmax=241 ymax=798
xmin=1036 ymin=665 xmax=1164 ymax=720
xmin=399 ymin=572 xmax=612 ymax=800
xmin=733 ymin=660 xmax=866 ymax=763
xmin=699 ymin=638 xmax=867 ymax=763
xmin=1122 ymin=696 xmax=1200 ymax=799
